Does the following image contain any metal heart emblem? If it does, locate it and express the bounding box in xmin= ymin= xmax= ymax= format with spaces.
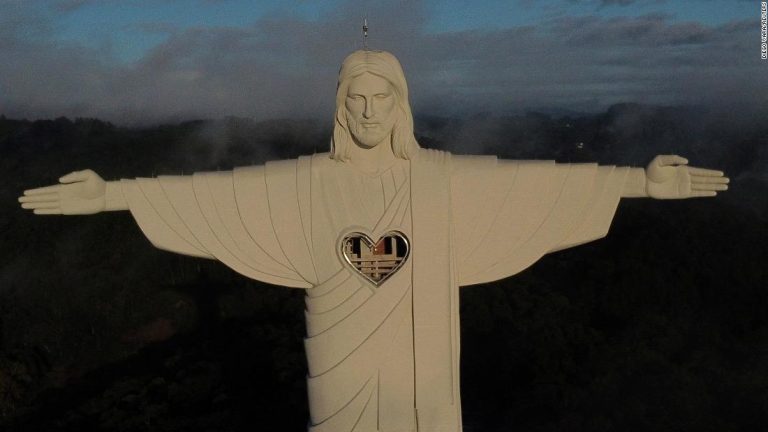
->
xmin=340 ymin=231 xmax=410 ymax=286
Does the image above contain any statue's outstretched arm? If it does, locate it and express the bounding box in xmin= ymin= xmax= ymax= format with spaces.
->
xmin=18 ymin=169 xmax=128 ymax=215
xmin=622 ymin=154 xmax=729 ymax=199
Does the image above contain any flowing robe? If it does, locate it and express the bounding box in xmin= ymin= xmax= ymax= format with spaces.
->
xmin=117 ymin=149 xmax=629 ymax=431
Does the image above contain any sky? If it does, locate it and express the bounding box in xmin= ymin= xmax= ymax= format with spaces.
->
xmin=0 ymin=0 xmax=764 ymax=124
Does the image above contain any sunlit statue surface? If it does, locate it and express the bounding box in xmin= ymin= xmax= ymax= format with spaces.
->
xmin=19 ymin=50 xmax=729 ymax=432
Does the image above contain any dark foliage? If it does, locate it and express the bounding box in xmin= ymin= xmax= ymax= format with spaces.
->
xmin=0 ymin=108 xmax=766 ymax=431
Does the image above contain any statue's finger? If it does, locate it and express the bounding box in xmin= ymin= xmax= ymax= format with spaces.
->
xmin=692 ymin=184 xmax=728 ymax=191
xmin=59 ymin=171 xmax=88 ymax=183
xmin=673 ymin=156 xmax=688 ymax=165
xmin=33 ymin=208 xmax=62 ymax=215
xmin=690 ymin=175 xmax=729 ymax=184
xmin=18 ymin=193 xmax=58 ymax=203
xmin=22 ymin=202 xmax=60 ymax=209
xmin=24 ymin=185 xmax=61 ymax=195
xmin=688 ymin=167 xmax=724 ymax=177
xmin=691 ymin=191 xmax=717 ymax=198
xmin=657 ymin=155 xmax=688 ymax=166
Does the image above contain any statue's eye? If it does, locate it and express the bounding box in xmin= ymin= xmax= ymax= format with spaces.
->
xmin=348 ymin=95 xmax=363 ymax=100
xmin=375 ymin=93 xmax=390 ymax=99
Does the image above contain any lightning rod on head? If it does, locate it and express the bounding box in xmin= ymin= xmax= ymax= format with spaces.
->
xmin=363 ymin=17 xmax=369 ymax=50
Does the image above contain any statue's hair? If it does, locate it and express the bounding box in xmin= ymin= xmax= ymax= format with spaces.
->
xmin=331 ymin=50 xmax=420 ymax=161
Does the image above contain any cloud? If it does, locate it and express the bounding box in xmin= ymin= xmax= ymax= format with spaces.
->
xmin=0 ymin=1 xmax=763 ymax=125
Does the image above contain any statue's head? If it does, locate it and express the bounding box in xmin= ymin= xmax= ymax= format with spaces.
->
xmin=331 ymin=50 xmax=420 ymax=161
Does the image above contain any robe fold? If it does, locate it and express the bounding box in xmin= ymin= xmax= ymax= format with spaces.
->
xmin=118 ymin=149 xmax=629 ymax=431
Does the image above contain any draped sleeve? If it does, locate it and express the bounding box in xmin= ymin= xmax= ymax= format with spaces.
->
xmin=451 ymin=155 xmax=630 ymax=287
xmin=118 ymin=161 xmax=315 ymax=289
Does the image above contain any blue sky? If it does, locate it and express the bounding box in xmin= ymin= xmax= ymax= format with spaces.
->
xmin=1 ymin=0 xmax=763 ymax=123
xmin=53 ymin=0 xmax=338 ymax=62
xmin=48 ymin=0 xmax=756 ymax=62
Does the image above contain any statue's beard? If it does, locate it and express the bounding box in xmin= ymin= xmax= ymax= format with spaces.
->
xmin=347 ymin=114 xmax=393 ymax=149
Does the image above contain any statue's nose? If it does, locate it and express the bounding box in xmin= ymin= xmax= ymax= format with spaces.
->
xmin=363 ymin=99 xmax=374 ymax=119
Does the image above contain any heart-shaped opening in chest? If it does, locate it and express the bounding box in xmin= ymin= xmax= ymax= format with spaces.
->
xmin=340 ymin=231 xmax=410 ymax=286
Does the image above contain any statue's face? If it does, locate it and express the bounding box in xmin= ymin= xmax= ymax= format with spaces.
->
xmin=345 ymin=72 xmax=397 ymax=149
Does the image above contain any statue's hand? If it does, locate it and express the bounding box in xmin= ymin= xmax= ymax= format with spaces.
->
xmin=646 ymin=155 xmax=729 ymax=199
xmin=18 ymin=169 xmax=107 ymax=215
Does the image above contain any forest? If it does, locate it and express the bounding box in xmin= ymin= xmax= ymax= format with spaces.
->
xmin=1 ymin=103 xmax=766 ymax=431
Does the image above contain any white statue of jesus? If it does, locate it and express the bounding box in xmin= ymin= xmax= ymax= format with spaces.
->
xmin=18 ymin=50 xmax=728 ymax=432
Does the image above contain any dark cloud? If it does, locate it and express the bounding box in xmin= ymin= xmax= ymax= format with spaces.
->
xmin=50 ymin=0 xmax=150 ymax=13
xmin=0 ymin=1 xmax=763 ymax=125
xmin=567 ymin=0 xmax=665 ymax=7
xmin=52 ymin=0 xmax=92 ymax=12
xmin=601 ymin=0 xmax=637 ymax=5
